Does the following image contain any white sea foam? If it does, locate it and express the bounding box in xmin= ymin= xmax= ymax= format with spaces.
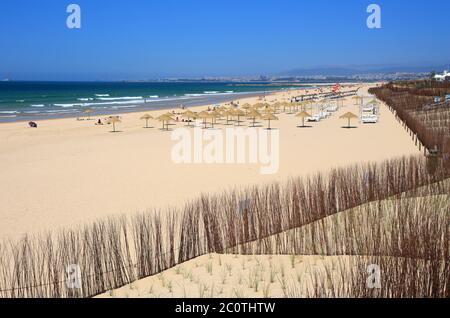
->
xmin=0 ymin=111 xmax=19 ymax=114
xmin=111 ymin=105 xmax=139 ymax=109
xmin=95 ymin=94 xmax=110 ymax=97
xmin=97 ymin=96 xmax=143 ymax=101
xmin=54 ymin=99 xmax=146 ymax=108
xmin=184 ymin=94 xmax=203 ymax=97
xmin=148 ymin=95 xmax=159 ymax=98
xmin=185 ymin=91 xmax=237 ymax=97
xmin=54 ymin=104 xmax=76 ymax=108
xmin=78 ymin=98 xmax=94 ymax=101
xmin=45 ymin=109 xmax=76 ymax=114
xmin=31 ymin=104 xmax=45 ymax=107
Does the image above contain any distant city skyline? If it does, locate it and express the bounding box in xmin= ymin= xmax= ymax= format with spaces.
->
xmin=1 ymin=0 xmax=450 ymax=80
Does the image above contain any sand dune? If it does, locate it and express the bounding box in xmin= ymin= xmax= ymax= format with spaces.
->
xmin=97 ymin=192 xmax=448 ymax=298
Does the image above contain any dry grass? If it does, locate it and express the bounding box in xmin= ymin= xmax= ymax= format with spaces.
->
xmin=0 ymin=155 xmax=448 ymax=298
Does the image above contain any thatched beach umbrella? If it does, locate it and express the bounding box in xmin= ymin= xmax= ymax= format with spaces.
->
xmin=339 ymin=112 xmax=358 ymax=128
xmin=272 ymin=102 xmax=283 ymax=112
xmin=281 ymin=101 xmax=290 ymax=112
xmin=222 ymin=109 xmax=234 ymax=125
xmin=84 ymin=108 xmax=94 ymax=120
xmin=262 ymin=107 xmax=275 ymax=116
xmin=232 ymin=109 xmax=246 ymax=126
xmin=286 ymin=102 xmax=295 ymax=114
xmin=107 ymin=116 xmax=121 ymax=132
xmin=182 ymin=110 xmax=196 ymax=127
xmin=157 ymin=114 xmax=174 ymax=131
xmin=253 ymin=103 xmax=265 ymax=110
xmin=261 ymin=113 xmax=279 ymax=130
xmin=247 ymin=109 xmax=261 ymax=127
xmin=299 ymin=101 xmax=310 ymax=112
xmin=242 ymin=104 xmax=252 ymax=115
xmin=198 ymin=111 xmax=212 ymax=129
xmin=292 ymin=102 xmax=302 ymax=112
xmin=140 ymin=114 xmax=153 ymax=128
xmin=210 ymin=110 xmax=222 ymax=127
xmin=262 ymin=102 xmax=272 ymax=110
xmin=295 ymin=111 xmax=312 ymax=127
xmin=352 ymin=95 xmax=360 ymax=106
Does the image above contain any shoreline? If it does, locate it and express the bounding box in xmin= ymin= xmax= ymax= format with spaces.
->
xmin=0 ymin=86 xmax=315 ymax=125
xmin=0 ymin=90 xmax=277 ymax=124
xmin=0 ymin=92 xmax=271 ymax=124
xmin=0 ymin=82 xmax=339 ymax=124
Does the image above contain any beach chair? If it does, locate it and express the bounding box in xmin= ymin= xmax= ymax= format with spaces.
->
xmin=307 ymin=115 xmax=321 ymax=122
xmin=361 ymin=115 xmax=378 ymax=123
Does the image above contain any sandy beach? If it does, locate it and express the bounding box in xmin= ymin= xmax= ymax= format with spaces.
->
xmin=2 ymin=0 xmax=449 ymax=303
xmin=0 ymin=84 xmax=421 ymax=240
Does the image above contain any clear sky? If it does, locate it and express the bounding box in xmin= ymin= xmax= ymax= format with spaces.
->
xmin=1 ymin=0 xmax=449 ymax=80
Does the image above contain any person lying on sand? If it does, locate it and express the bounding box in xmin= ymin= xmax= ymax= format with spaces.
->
xmin=28 ymin=121 xmax=38 ymax=128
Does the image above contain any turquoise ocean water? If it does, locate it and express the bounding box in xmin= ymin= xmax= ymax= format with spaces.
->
xmin=0 ymin=82 xmax=307 ymax=122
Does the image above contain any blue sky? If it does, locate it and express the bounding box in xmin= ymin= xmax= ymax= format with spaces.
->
xmin=0 ymin=0 xmax=449 ymax=80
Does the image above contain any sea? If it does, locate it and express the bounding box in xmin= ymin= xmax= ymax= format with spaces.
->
xmin=0 ymin=81 xmax=310 ymax=122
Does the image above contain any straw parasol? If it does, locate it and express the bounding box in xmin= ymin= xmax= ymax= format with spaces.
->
xmin=107 ymin=116 xmax=121 ymax=132
xmin=222 ymin=109 xmax=234 ymax=125
xmin=290 ymin=102 xmax=299 ymax=112
xmin=198 ymin=111 xmax=212 ymax=129
xmin=253 ymin=103 xmax=265 ymax=110
xmin=299 ymin=101 xmax=310 ymax=112
xmin=156 ymin=114 xmax=174 ymax=131
xmin=232 ymin=109 xmax=246 ymax=126
xmin=261 ymin=113 xmax=279 ymax=130
xmin=210 ymin=110 xmax=222 ymax=127
xmin=241 ymin=104 xmax=252 ymax=115
xmin=247 ymin=109 xmax=261 ymax=127
xmin=262 ymin=102 xmax=271 ymax=110
xmin=140 ymin=113 xmax=153 ymax=128
xmin=182 ymin=110 xmax=196 ymax=127
xmin=281 ymin=101 xmax=290 ymax=112
xmin=285 ymin=102 xmax=295 ymax=114
xmin=84 ymin=108 xmax=94 ymax=120
xmin=272 ymin=102 xmax=283 ymax=112
xmin=352 ymin=95 xmax=360 ymax=105
xmin=295 ymin=111 xmax=312 ymax=127
xmin=339 ymin=112 xmax=358 ymax=128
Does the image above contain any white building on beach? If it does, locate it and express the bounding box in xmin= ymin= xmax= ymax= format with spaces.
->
xmin=434 ymin=70 xmax=450 ymax=81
